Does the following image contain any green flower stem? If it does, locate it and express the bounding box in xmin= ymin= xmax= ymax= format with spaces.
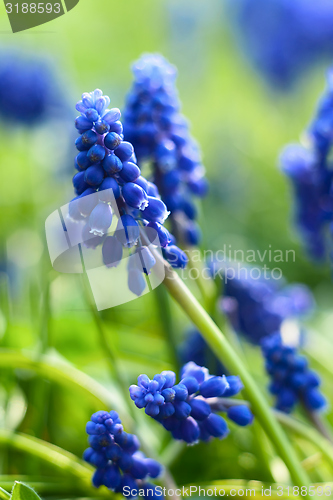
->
xmin=185 ymin=249 xmax=217 ymax=315
xmin=0 ymin=487 xmax=10 ymax=500
xmin=251 ymin=421 xmax=275 ymax=483
xmin=161 ymin=267 xmax=310 ymax=490
xmin=153 ymin=285 xmax=180 ymax=372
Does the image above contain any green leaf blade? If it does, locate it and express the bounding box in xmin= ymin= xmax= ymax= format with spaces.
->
xmin=11 ymin=482 xmax=41 ymax=500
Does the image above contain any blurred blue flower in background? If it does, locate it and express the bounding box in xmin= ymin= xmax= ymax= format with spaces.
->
xmin=0 ymin=50 xmax=63 ymax=124
xmin=84 ymin=410 xmax=163 ymax=497
xmin=220 ymin=268 xmax=314 ymax=345
xmin=227 ymin=0 xmax=333 ymax=90
xmin=130 ymin=362 xmax=253 ymax=444
xmin=281 ymin=68 xmax=333 ymax=262
xmin=123 ymin=54 xmax=208 ymax=247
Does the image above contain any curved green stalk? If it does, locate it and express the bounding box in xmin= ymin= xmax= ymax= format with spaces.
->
xmin=0 ymin=349 xmax=118 ymax=415
xmin=275 ymin=411 xmax=333 ymax=471
xmin=0 ymin=477 xmax=79 ymax=495
xmin=0 ymin=430 xmax=92 ymax=482
xmin=251 ymin=420 xmax=275 ymax=483
xmin=162 ymin=267 xmax=310 ymax=490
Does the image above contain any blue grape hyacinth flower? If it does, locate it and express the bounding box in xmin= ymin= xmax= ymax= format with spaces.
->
xmin=129 ymin=362 xmax=253 ymax=444
xmin=280 ymin=68 xmax=333 ymax=262
xmin=69 ymin=89 xmax=188 ymax=295
xmin=84 ymin=410 xmax=163 ymax=498
xmin=123 ymin=54 xmax=208 ymax=247
xmin=261 ymin=333 xmax=326 ymax=413
xmin=0 ymin=50 xmax=61 ymax=124
xmin=219 ymin=266 xmax=314 ymax=345
xmin=227 ymin=0 xmax=333 ymax=91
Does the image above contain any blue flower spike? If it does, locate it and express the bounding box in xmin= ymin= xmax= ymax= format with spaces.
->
xmin=129 ymin=362 xmax=253 ymax=444
xmin=123 ymin=54 xmax=208 ymax=246
xmin=84 ymin=410 xmax=163 ymax=496
xmin=280 ymin=68 xmax=333 ymax=263
xmin=261 ymin=333 xmax=326 ymax=414
xmin=69 ymin=88 xmax=189 ymax=294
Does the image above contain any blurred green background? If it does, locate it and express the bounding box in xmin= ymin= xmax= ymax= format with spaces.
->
xmin=1 ymin=0 xmax=332 ymax=285
xmin=0 ymin=0 xmax=332 ymax=493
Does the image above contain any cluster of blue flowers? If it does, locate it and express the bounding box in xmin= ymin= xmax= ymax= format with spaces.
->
xmin=227 ymin=0 xmax=333 ymax=90
xmin=129 ymin=362 xmax=253 ymax=445
xmin=0 ymin=50 xmax=59 ymax=124
xmin=84 ymin=410 xmax=163 ymax=497
xmin=280 ymin=69 xmax=333 ymax=261
xmin=262 ymin=334 xmax=326 ymax=413
xmin=123 ymin=54 xmax=208 ymax=247
xmin=69 ymin=89 xmax=189 ymax=295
